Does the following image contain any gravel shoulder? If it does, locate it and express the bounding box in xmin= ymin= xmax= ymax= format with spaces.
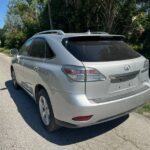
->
xmin=0 ymin=53 xmax=150 ymax=150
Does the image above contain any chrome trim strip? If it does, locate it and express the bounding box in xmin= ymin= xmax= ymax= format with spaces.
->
xmin=110 ymin=70 xmax=140 ymax=83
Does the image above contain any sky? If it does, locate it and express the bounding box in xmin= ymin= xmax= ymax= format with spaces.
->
xmin=0 ymin=0 xmax=9 ymax=29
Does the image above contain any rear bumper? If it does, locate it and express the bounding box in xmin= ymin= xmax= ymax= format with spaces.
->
xmin=51 ymin=83 xmax=150 ymax=128
xmin=55 ymin=108 xmax=133 ymax=128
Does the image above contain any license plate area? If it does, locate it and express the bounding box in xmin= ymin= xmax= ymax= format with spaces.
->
xmin=109 ymin=80 xmax=134 ymax=93
xmin=109 ymin=70 xmax=140 ymax=93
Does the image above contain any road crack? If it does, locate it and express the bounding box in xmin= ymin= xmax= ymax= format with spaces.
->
xmin=113 ymin=129 xmax=141 ymax=150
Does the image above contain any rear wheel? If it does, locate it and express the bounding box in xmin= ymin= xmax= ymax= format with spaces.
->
xmin=11 ymin=69 xmax=20 ymax=89
xmin=37 ymin=89 xmax=60 ymax=132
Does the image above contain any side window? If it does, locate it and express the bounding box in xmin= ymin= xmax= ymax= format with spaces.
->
xmin=45 ymin=43 xmax=55 ymax=59
xmin=28 ymin=38 xmax=45 ymax=58
xmin=19 ymin=40 xmax=32 ymax=56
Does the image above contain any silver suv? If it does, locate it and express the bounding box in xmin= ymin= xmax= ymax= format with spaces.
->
xmin=11 ymin=30 xmax=150 ymax=132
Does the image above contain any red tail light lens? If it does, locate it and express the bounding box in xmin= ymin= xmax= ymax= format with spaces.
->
xmin=62 ymin=65 xmax=106 ymax=82
xmin=62 ymin=65 xmax=85 ymax=82
xmin=144 ymin=59 xmax=149 ymax=69
xmin=86 ymin=67 xmax=106 ymax=82
xmin=72 ymin=115 xmax=93 ymax=121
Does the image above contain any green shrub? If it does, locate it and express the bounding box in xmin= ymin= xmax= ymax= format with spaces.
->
xmin=0 ymin=47 xmax=10 ymax=55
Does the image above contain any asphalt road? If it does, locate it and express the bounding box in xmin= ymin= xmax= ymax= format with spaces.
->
xmin=1 ymin=53 xmax=150 ymax=150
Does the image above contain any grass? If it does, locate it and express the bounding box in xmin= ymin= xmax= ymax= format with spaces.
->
xmin=138 ymin=101 xmax=150 ymax=114
xmin=0 ymin=47 xmax=10 ymax=55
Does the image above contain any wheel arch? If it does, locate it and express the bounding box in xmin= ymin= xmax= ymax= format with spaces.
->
xmin=35 ymin=84 xmax=47 ymax=103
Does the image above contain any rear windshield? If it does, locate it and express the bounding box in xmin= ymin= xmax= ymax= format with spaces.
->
xmin=62 ymin=38 xmax=140 ymax=62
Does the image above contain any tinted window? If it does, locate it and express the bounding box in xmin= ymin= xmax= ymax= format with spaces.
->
xmin=19 ymin=40 xmax=32 ymax=56
xmin=62 ymin=39 xmax=140 ymax=62
xmin=45 ymin=43 xmax=54 ymax=58
xmin=28 ymin=38 xmax=45 ymax=58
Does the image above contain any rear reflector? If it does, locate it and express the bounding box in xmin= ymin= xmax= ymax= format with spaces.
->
xmin=72 ymin=115 xmax=93 ymax=121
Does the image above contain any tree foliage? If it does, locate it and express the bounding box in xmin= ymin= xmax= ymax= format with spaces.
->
xmin=4 ymin=0 xmax=46 ymax=48
xmin=1 ymin=0 xmax=150 ymax=53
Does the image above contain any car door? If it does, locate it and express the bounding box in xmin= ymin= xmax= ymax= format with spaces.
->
xmin=13 ymin=39 xmax=32 ymax=85
xmin=21 ymin=38 xmax=46 ymax=95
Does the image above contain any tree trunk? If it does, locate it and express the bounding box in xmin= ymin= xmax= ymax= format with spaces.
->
xmin=48 ymin=0 xmax=53 ymax=29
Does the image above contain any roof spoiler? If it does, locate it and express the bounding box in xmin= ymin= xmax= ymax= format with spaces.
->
xmin=35 ymin=30 xmax=65 ymax=35
xmin=63 ymin=35 xmax=125 ymax=42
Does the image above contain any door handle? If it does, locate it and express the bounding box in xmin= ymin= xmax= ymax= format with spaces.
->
xmin=33 ymin=66 xmax=39 ymax=72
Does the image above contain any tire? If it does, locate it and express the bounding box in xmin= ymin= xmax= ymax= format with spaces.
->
xmin=11 ymin=69 xmax=20 ymax=89
xmin=37 ymin=89 xmax=60 ymax=132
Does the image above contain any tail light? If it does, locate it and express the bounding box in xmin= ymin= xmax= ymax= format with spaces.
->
xmin=142 ymin=59 xmax=149 ymax=73
xmin=144 ymin=59 xmax=149 ymax=69
xmin=62 ymin=65 xmax=106 ymax=82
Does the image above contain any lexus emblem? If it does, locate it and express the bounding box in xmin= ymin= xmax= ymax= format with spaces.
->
xmin=124 ymin=65 xmax=130 ymax=71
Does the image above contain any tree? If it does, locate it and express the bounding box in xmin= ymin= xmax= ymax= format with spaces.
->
xmin=4 ymin=0 xmax=45 ymax=48
xmin=49 ymin=0 xmax=138 ymax=34
xmin=2 ymin=0 xmax=150 ymax=50
xmin=48 ymin=0 xmax=53 ymax=29
xmin=0 ymin=28 xmax=5 ymax=47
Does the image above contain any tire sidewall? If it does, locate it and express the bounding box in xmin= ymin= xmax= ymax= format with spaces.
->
xmin=11 ymin=69 xmax=19 ymax=89
xmin=37 ymin=89 xmax=59 ymax=131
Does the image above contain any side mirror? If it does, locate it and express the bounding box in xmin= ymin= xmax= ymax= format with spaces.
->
xmin=10 ymin=48 xmax=19 ymax=56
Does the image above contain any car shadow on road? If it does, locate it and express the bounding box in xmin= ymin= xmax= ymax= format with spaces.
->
xmin=5 ymin=80 xmax=129 ymax=146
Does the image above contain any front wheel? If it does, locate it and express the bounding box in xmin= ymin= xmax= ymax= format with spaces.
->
xmin=38 ymin=89 xmax=60 ymax=132
xmin=11 ymin=69 xmax=20 ymax=89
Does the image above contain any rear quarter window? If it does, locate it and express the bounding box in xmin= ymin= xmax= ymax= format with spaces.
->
xmin=62 ymin=37 xmax=140 ymax=62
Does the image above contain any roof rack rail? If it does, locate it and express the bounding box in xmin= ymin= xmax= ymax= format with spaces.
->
xmin=91 ymin=31 xmax=109 ymax=34
xmin=36 ymin=30 xmax=65 ymax=35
